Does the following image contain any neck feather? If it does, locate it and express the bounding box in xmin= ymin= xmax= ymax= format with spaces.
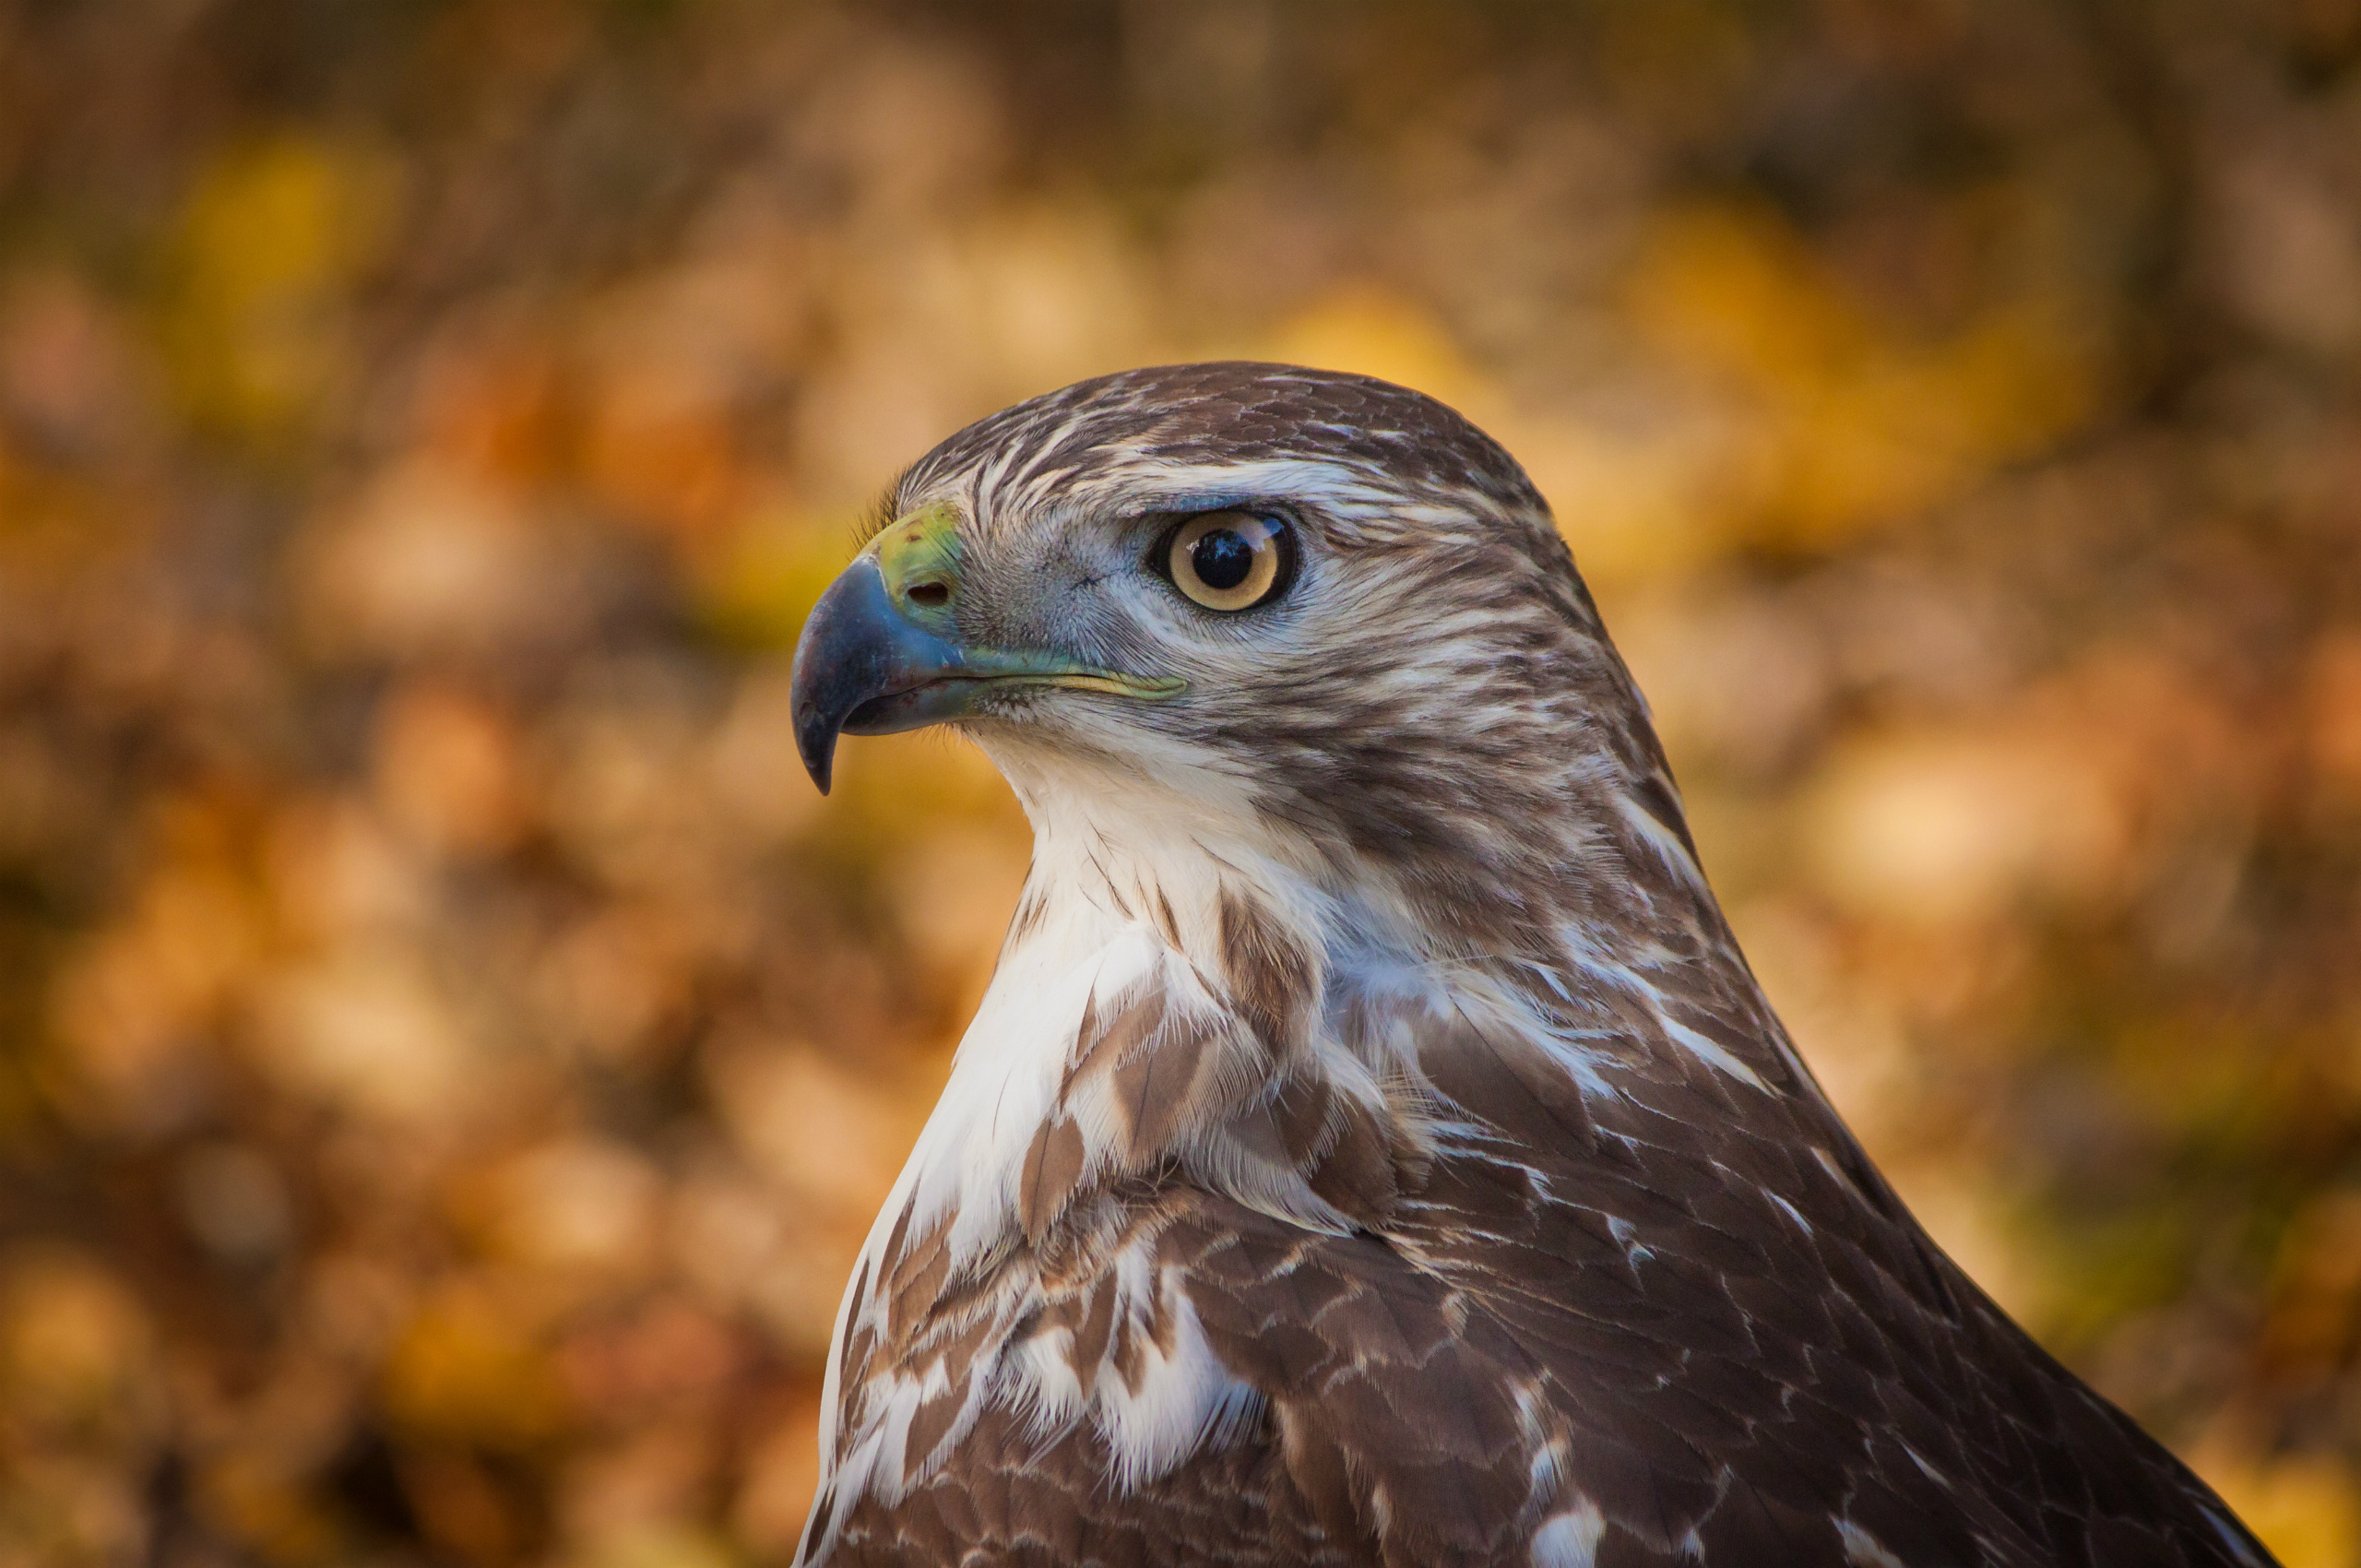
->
xmin=877 ymin=731 xmax=1802 ymax=1288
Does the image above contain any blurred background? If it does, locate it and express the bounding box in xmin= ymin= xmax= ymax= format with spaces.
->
xmin=3 ymin=0 xmax=2360 ymax=1563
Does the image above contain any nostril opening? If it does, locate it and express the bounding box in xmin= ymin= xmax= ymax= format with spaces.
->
xmin=907 ymin=581 xmax=951 ymax=608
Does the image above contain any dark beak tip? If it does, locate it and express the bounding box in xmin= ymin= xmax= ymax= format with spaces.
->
xmin=789 ymin=558 xmax=901 ymax=799
xmin=789 ymin=679 xmax=839 ymax=797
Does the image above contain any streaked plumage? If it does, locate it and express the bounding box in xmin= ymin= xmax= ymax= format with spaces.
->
xmin=785 ymin=363 xmax=2277 ymax=1567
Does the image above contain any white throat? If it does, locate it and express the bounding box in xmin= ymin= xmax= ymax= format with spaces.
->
xmin=882 ymin=743 xmax=1339 ymax=1270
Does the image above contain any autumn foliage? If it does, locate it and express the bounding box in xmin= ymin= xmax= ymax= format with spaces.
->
xmin=3 ymin=2 xmax=2360 ymax=1563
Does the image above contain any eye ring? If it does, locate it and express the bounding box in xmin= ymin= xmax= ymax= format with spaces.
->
xmin=1160 ymin=511 xmax=1295 ymax=612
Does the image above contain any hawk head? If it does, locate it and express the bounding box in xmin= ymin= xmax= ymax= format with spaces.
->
xmin=791 ymin=362 xmax=1693 ymax=945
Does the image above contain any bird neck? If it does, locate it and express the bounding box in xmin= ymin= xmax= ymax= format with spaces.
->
xmin=871 ymin=779 xmax=1340 ymax=1264
xmin=876 ymin=741 xmax=1807 ymax=1292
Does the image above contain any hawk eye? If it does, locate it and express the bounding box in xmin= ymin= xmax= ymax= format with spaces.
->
xmin=1163 ymin=512 xmax=1292 ymax=612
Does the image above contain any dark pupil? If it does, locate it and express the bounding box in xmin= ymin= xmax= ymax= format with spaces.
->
xmin=1192 ymin=529 xmax=1254 ymax=591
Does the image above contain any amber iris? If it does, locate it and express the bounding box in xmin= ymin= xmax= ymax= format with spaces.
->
xmin=1166 ymin=512 xmax=1290 ymax=612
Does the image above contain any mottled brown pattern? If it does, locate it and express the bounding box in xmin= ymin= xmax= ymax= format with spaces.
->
xmin=801 ymin=365 xmax=2278 ymax=1568
xmin=825 ymin=1403 xmax=1353 ymax=1568
xmin=838 ymin=1096 xmax=2266 ymax=1565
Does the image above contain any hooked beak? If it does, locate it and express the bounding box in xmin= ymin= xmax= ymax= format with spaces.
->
xmin=788 ymin=508 xmax=1183 ymax=793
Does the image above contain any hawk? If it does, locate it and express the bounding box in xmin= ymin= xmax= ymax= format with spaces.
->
xmin=784 ymin=362 xmax=2275 ymax=1568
